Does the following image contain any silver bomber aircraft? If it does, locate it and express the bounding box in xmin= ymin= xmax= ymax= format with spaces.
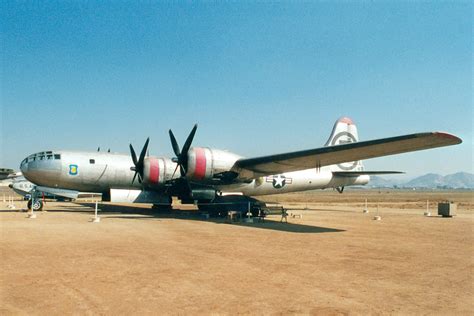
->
xmin=20 ymin=117 xmax=462 ymax=215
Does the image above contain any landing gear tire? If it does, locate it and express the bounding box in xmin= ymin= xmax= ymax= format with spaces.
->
xmin=27 ymin=199 xmax=44 ymax=212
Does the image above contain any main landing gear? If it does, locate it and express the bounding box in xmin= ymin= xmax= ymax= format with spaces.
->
xmin=197 ymin=195 xmax=266 ymax=218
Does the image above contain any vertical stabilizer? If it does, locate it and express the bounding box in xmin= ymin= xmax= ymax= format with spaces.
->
xmin=325 ymin=117 xmax=359 ymax=146
xmin=325 ymin=117 xmax=363 ymax=171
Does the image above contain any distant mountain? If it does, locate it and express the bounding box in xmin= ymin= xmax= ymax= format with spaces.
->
xmin=366 ymin=172 xmax=474 ymax=189
xmin=443 ymin=172 xmax=474 ymax=189
xmin=367 ymin=176 xmax=402 ymax=188
xmin=405 ymin=173 xmax=445 ymax=188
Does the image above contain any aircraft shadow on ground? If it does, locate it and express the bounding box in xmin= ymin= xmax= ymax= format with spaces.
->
xmin=64 ymin=202 xmax=345 ymax=234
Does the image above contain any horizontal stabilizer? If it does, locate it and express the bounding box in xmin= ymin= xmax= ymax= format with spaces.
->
xmin=333 ymin=171 xmax=404 ymax=177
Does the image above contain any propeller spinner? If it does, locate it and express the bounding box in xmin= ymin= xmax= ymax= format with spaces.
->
xmin=129 ymin=138 xmax=150 ymax=184
xmin=169 ymin=124 xmax=198 ymax=178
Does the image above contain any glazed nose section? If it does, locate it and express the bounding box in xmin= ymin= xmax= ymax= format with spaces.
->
xmin=20 ymin=156 xmax=29 ymax=176
xmin=20 ymin=157 xmax=42 ymax=184
xmin=20 ymin=152 xmax=62 ymax=186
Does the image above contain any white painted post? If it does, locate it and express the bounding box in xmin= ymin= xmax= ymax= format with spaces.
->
xmin=363 ymin=198 xmax=369 ymax=213
xmin=424 ymin=200 xmax=431 ymax=216
xmin=92 ymin=201 xmax=100 ymax=223
xmin=244 ymin=201 xmax=252 ymax=223
xmin=373 ymin=203 xmax=381 ymax=220
xmin=8 ymin=196 xmax=16 ymax=210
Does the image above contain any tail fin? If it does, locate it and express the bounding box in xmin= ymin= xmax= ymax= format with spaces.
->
xmin=325 ymin=117 xmax=363 ymax=171
xmin=325 ymin=117 xmax=359 ymax=146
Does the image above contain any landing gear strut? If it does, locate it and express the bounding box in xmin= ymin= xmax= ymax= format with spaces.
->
xmin=336 ymin=186 xmax=345 ymax=194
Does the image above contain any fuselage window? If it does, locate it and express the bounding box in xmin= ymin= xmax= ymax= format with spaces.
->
xmin=89 ymin=159 xmax=95 ymax=164
xmin=54 ymin=154 xmax=61 ymax=160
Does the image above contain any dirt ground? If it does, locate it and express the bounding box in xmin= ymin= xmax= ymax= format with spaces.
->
xmin=1 ymin=189 xmax=473 ymax=315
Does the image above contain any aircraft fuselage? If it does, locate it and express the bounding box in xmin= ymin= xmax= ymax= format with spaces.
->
xmin=20 ymin=150 xmax=369 ymax=197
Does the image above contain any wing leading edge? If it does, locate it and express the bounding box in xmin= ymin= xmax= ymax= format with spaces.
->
xmin=231 ymin=132 xmax=461 ymax=180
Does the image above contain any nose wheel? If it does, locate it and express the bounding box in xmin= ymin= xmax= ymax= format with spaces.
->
xmin=27 ymin=199 xmax=44 ymax=212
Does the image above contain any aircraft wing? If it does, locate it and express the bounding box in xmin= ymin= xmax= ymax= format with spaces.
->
xmin=36 ymin=186 xmax=81 ymax=200
xmin=231 ymin=132 xmax=461 ymax=180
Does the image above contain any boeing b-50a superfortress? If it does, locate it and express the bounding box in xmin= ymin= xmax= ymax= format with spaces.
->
xmin=20 ymin=117 xmax=461 ymax=215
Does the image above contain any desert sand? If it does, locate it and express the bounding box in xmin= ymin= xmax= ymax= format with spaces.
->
xmin=1 ymin=189 xmax=472 ymax=315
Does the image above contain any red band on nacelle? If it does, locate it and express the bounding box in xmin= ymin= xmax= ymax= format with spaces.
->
xmin=194 ymin=148 xmax=206 ymax=180
xmin=149 ymin=158 xmax=160 ymax=184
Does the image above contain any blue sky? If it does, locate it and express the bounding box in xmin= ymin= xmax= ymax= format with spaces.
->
xmin=1 ymin=2 xmax=472 ymax=178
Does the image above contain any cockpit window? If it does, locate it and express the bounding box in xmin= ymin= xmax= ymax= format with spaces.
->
xmin=89 ymin=159 xmax=95 ymax=164
xmin=25 ymin=152 xmax=62 ymax=163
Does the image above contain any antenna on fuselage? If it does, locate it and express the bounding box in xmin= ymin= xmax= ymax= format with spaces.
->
xmin=97 ymin=147 xmax=100 ymax=152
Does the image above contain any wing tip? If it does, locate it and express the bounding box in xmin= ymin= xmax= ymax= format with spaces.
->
xmin=434 ymin=132 xmax=462 ymax=144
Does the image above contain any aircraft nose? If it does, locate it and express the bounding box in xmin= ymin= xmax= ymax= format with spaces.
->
xmin=19 ymin=152 xmax=61 ymax=186
xmin=20 ymin=156 xmax=29 ymax=176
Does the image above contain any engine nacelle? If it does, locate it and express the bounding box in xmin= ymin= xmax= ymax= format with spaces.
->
xmin=186 ymin=147 xmax=241 ymax=181
xmin=142 ymin=157 xmax=176 ymax=187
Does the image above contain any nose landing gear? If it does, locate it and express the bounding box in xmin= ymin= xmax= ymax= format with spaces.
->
xmin=27 ymin=199 xmax=44 ymax=212
xmin=27 ymin=187 xmax=44 ymax=212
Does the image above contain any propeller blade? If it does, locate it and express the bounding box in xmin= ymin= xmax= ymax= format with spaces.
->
xmin=130 ymin=138 xmax=150 ymax=185
xmin=138 ymin=138 xmax=150 ymax=166
xmin=130 ymin=144 xmax=138 ymax=166
xmin=181 ymin=124 xmax=198 ymax=158
xmin=168 ymin=124 xmax=198 ymax=178
xmin=169 ymin=130 xmax=181 ymax=157
xmin=179 ymin=165 xmax=185 ymax=177
xmin=171 ymin=163 xmax=180 ymax=180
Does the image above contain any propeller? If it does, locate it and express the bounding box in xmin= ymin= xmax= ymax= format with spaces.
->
xmin=129 ymin=137 xmax=150 ymax=184
xmin=169 ymin=124 xmax=198 ymax=178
